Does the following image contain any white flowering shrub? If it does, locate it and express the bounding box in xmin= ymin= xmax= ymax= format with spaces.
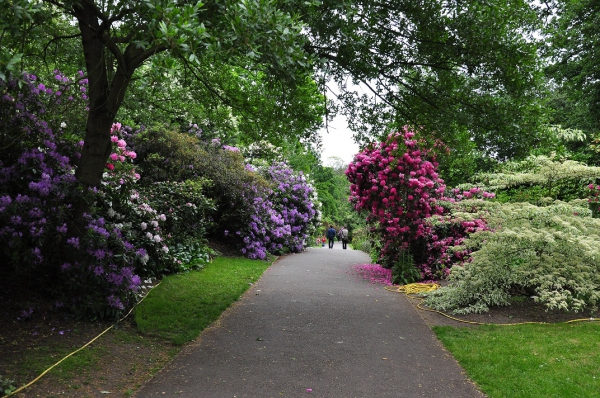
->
xmin=424 ymin=199 xmax=600 ymax=314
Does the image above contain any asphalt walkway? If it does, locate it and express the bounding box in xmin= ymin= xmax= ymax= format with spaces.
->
xmin=134 ymin=245 xmax=485 ymax=397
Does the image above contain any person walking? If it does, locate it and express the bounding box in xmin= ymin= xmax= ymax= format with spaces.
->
xmin=326 ymin=225 xmax=337 ymax=249
xmin=340 ymin=226 xmax=349 ymax=250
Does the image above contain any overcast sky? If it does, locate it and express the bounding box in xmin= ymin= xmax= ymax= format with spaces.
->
xmin=318 ymin=113 xmax=360 ymax=167
xmin=317 ymin=79 xmax=363 ymax=167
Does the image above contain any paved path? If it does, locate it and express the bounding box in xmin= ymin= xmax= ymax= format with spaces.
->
xmin=134 ymin=247 xmax=484 ymax=397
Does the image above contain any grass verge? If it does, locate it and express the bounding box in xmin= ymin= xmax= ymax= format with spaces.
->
xmin=135 ymin=256 xmax=273 ymax=345
xmin=433 ymin=322 xmax=600 ymax=398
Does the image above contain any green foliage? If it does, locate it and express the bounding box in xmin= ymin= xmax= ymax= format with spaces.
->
xmin=424 ymin=200 xmax=600 ymax=314
xmin=303 ymin=0 xmax=546 ymax=159
xmin=391 ymin=250 xmax=421 ymax=285
xmin=0 ymin=0 xmax=53 ymax=80
xmin=135 ymin=256 xmax=272 ymax=345
xmin=119 ymin=64 xmax=325 ymax=150
xmin=544 ymin=0 xmax=600 ymax=136
xmin=130 ymin=125 xmax=204 ymax=183
xmin=169 ymin=241 xmax=217 ymax=273
xmin=0 ymin=374 xmax=16 ymax=397
xmin=138 ymin=180 xmax=216 ymax=244
xmin=350 ymin=226 xmax=373 ymax=254
xmin=466 ymin=155 xmax=600 ymax=203
xmin=434 ymin=323 xmax=600 ymax=397
xmin=310 ymin=162 xmax=363 ymax=236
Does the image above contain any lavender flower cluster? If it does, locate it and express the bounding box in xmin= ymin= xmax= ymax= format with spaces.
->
xmin=226 ymin=162 xmax=319 ymax=259
xmin=0 ymin=73 xmax=183 ymax=318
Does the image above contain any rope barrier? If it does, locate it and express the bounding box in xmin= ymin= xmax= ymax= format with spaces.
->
xmin=6 ymin=281 xmax=162 ymax=397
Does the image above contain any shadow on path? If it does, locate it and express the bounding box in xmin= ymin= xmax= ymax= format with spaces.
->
xmin=134 ymin=248 xmax=484 ymax=397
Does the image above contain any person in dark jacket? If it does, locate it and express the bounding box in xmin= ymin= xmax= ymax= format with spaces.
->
xmin=326 ymin=226 xmax=337 ymax=249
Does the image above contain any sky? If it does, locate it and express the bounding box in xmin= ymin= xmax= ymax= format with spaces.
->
xmin=318 ymin=113 xmax=360 ymax=167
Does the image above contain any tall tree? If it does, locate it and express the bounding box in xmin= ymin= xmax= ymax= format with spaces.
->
xmin=544 ymin=0 xmax=600 ymax=135
xmin=5 ymin=0 xmax=316 ymax=236
xmin=299 ymin=0 xmax=546 ymax=159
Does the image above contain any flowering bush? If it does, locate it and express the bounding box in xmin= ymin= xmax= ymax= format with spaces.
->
xmin=424 ymin=200 xmax=600 ymax=314
xmin=346 ymin=127 xmax=447 ymax=277
xmin=1 ymin=73 xmax=216 ymax=318
xmin=225 ymin=162 xmax=320 ymax=259
xmin=0 ymin=72 xmax=84 ymax=278
xmin=123 ymin=124 xmax=320 ymax=259
xmin=228 ymin=185 xmax=286 ymax=259
xmin=416 ymin=188 xmax=494 ymax=280
xmin=346 ymin=128 xmax=496 ymax=282
xmin=261 ymin=162 xmax=319 ymax=253
xmin=586 ymin=183 xmax=600 ymax=217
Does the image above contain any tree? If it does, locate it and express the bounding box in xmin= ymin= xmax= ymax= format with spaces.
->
xmin=3 ymin=0 xmax=316 ymax=237
xmin=298 ymin=0 xmax=546 ymax=159
xmin=3 ymin=0 xmax=550 ymax=237
xmin=544 ymin=0 xmax=600 ymax=135
xmin=118 ymin=62 xmax=326 ymax=149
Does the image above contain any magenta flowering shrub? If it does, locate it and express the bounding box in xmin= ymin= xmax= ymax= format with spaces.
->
xmin=587 ymin=183 xmax=600 ymax=217
xmin=420 ymin=214 xmax=489 ymax=280
xmin=91 ymin=125 xmax=177 ymax=276
xmin=346 ymin=128 xmax=493 ymax=281
xmin=417 ymin=187 xmax=494 ymax=279
xmin=346 ymin=127 xmax=446 ymax=270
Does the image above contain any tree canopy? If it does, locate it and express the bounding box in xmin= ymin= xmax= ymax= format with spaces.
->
xmin=300 ymin=0 xmax=546 ymax=159
xmin=544 ymin=0 xmax=600 ymax=135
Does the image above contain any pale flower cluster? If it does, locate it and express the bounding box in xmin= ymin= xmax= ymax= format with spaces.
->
xmin=424 ymin=200 xmax=600 ymax=314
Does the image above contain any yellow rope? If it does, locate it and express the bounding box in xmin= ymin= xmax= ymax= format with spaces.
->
xmin=387 ymin=282 xmax=600 ymax=327
xmin=6 ymin=281 xmax=162 ymax=397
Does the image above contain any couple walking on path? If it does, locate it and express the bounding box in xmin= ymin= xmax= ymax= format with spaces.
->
xmin=327 ymin=225 xmax=349 ymax=249
xmin=134 ymin=248 xmax=484 ymax=397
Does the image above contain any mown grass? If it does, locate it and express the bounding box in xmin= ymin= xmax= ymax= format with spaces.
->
xmin=434 ymin=322 xmax=600 ymax=398
xmin=134 ymin=256 xmax=273 ymax=345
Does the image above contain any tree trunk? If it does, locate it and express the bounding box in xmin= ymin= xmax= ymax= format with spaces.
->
xmin=68 ymin=2 xmax=162 ymax=239
xmin=70 ymin=2 xmax=125 ymax=237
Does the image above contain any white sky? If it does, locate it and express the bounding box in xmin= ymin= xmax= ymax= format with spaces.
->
xmin=317 ymin=78 xmax=365 ymax=167
xmin=318 ymin=113 xmax=360 ymax=167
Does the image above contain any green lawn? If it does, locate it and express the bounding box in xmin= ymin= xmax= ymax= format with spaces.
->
xmin=135 ymin=256 xmax=272 ymax=345
xmin=434 ymin=322 xmax=600 ymax=398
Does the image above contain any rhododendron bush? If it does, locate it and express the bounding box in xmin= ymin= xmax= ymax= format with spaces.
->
xmin=346 ymin=128 xmax=494 ymax=282
xmin=346 ymin=128 xmax=447 ymax=280
xmin=225 ymin=162 xmax=320 ymax=259
xmin=0 ymin=73 xmax=144 ymax=317
xmin=0 ymin=73 xmax=215 ymax=318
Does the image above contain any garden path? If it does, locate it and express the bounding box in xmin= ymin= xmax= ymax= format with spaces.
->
xmin=133 ymin=247 xmax=484 ymax=397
